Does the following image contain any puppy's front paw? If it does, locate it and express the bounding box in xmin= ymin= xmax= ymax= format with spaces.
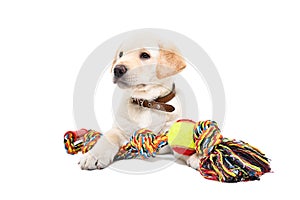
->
xmin=79 ymin=152 xmax=111 ymax=170
xmin=186 ymin=153 xmax=202 ymax=170
xmin=78 ymin=129 xmax=122 ymax=170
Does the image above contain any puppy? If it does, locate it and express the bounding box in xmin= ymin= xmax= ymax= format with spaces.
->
xmin=79 ymin=36 xmax=201 ymax=170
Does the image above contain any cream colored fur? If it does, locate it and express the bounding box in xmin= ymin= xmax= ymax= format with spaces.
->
xmin=79 ymin=37 xmax=201 ymax=170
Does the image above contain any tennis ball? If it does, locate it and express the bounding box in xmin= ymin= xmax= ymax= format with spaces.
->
xmin=168 ymin=119 xmax=196 ymax=156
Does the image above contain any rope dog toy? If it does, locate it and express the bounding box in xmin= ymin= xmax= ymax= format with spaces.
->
xmin=64 ymin=129 xmax=102 ymax=154
xmin=115 ymin=128 xmax=168 ymax=160
xmin=64 ymin=119 xmax=271 ymax=182
xmin=193 ymin=120 xmax=270 ymax=182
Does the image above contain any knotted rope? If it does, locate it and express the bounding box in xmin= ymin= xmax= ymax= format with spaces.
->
xmin=114 ymin=128 xmax=168 ymax=160
xmin=64 ymin=119 xmax=271 ymax=182
xmin=194 ymin=120 xmax=271 ymax=182
xmin=64 ymin=129 xmax=102 ymax=154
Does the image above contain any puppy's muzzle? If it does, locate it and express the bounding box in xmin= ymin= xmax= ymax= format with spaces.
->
xmin=114 ymin=65 xmax=127 ymax=78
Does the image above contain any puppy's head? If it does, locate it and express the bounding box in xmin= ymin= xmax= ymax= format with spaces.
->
xmin=111 ymin=41 xmax=186 ymax=89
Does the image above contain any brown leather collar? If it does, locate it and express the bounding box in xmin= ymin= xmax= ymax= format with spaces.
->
xmin=131 ymin=84 xmax=176 ymax=112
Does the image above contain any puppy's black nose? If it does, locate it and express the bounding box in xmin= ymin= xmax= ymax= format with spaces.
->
xmin=114 ymin=65 xmax=127 ymax=78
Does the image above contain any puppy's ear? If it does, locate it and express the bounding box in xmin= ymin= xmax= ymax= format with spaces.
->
xmin=156 ymin=48 xmax=186 ymax=79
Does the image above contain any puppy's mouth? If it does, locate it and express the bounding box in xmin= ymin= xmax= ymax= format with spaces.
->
xmin=113 ymin=77 xmax=130 ymax=84
xmin=113 ymin=77 xmax=119 ymax=84
xmin=113 ymin=75 xmax=138 ymax=85
xmin=113 ymin=77 xmax=132 ymax=89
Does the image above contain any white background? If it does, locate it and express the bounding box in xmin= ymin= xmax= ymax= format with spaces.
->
xmin=1 ymin=0 xmax=299 ymax=199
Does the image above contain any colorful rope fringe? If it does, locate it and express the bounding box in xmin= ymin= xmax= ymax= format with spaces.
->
xmin=194 ymin=121 xmax=271 ymax=182
xmin=64 ymin=120 xmax=271 ymax=182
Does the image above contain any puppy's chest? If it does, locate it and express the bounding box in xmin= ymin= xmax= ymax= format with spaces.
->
xmin=128 ymin=105 xmax=167 ymax=131
xmin=115 ymin=97 xmax=180 ymax=135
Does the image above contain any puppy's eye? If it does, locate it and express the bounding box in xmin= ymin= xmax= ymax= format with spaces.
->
xmin=119 ymin=51 xmax=123 ymax=58
xmin=140 ymin=52 xmax=150 ymax=59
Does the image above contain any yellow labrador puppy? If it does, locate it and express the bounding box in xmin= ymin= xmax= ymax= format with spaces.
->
xmin=79 ymin=36 xmax=200 ymax=170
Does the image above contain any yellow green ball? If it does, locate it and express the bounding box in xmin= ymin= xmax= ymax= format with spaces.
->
xmin=168 ymin=119 xmax=196 ymax=156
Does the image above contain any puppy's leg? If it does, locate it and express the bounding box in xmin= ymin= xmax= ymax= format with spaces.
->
xmin=186 ymin=153 xmax=202 ymax=170
xmin=157 ymin=145 xmax=172 ymax=154
xmin=79 ymin=128 xmax=126 ymax=170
